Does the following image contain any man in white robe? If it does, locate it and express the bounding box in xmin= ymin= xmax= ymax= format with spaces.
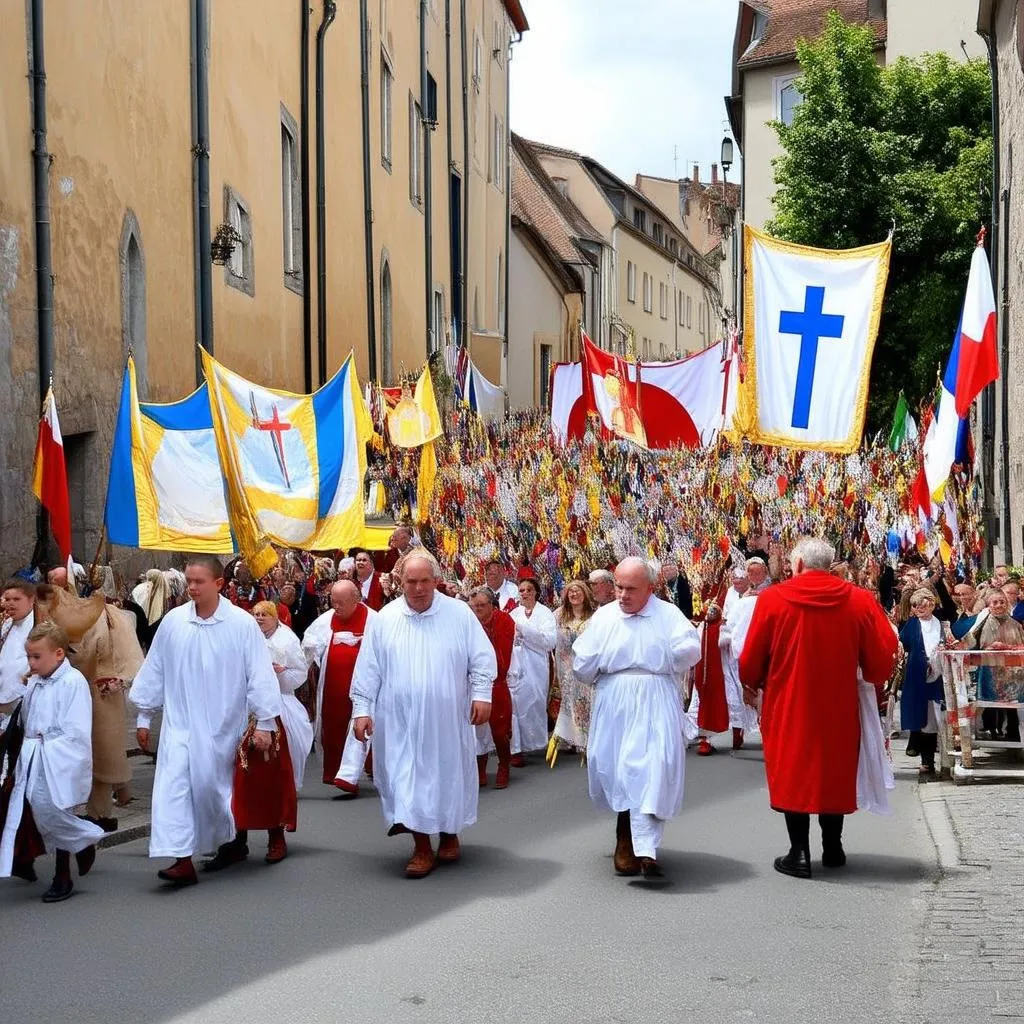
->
xmin=130 ymin=555 xmax=282 ymax=887
xmin=719 ymin=591 xmax=761 ymax=748
xmin=0 ymin=579 xmax=36 ymax=728
xmin=0 ymin=621 xmax=104 ymax=902
xmin=573 ymin=557 xmax=701 ymax=881
xmin=352 ymin=551 xmax=496 ymax=878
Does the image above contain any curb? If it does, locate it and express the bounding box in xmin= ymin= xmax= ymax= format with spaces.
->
xmin=918 ymin=786 xmax=962 ymax=872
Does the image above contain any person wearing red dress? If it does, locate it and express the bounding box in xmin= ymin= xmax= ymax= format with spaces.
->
xmin=690 ymin=578 xmax=731 ymax=755
xmin=468 ymin=587 xmax=516 ymax=789
xmin=739 ymin=537 xmax=898 ymax=880
xmin=352 ymin=549 xmax=386 ymax=611
xmin=301 ymin=580 xmax=375 ymax=789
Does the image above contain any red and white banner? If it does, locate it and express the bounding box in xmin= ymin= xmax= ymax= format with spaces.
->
xmin=551 ymin=336 xmax=738 ymax=449
xmin=32 ymin=388 xmax=73 ymax=561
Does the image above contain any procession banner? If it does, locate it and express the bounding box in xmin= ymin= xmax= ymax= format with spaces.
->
xmin=105 ymin=359 xmax=234 ymax=553
xmin=736 ymin=226 xmax=891 ymax=454
xmin=386 ymin=366 xmax=443 ymax=448
xmin=202 ymin=350 xmax=366 ymax=575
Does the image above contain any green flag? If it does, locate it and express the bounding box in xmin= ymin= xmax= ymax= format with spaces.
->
xmin=888 ymin=392 xmax=917 ymax=452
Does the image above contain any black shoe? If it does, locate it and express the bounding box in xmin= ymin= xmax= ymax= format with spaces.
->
xmin=202 ymin=841 xmax=249 ymax=873
xmin=638 ymin=858 xmax=668 ymax=884
xmin=11 ymin=861 xmax=37 ymax=883
xmin=905 ymin=742 xmax=919 ymax=758
xmin=77 ymin=814 xmax=118 ymax=833
xmin=41 ymin=877 xmax=74 ymax=903
xmin=822 ymin=845 xmax=847 ymax=869
xmin=773 ymin=849 xmax=812 ymax=879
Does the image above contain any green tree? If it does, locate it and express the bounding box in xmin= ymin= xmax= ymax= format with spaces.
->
xmin=767 ymin=11 xmax=992 ymax=430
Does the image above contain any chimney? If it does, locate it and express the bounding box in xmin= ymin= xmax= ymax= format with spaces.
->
xmin=711 ymin=163 xmax=719 ymax=185
xmin=692 ymin=163 xmax=699 ymax=184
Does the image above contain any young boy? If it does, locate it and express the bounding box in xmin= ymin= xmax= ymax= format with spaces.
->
xmin=0 ymin=621 xmax=104 ymax=902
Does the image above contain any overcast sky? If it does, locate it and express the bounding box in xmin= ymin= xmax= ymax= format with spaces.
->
xmin=510 ymin=1 xmax=740 ymax=183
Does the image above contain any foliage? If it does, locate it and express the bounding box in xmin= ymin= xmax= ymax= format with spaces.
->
xmin=766 ymin=12 xmax=993 ymax=430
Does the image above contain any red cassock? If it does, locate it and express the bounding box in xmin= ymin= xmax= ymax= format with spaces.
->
xmin=232 ymin=718 xmax=298 ymax=832
xmin=481 ymin=609 xmax=516 ymax=747
xmin=361 ymin=573 xmax=386 ymax=612
xmin=321 ymin=603 xmax=370 ymax=783
xmin=739 ymin=572 xmax=897 ymax=815
xmin=693 ymin=618 xmax=730 ymax=734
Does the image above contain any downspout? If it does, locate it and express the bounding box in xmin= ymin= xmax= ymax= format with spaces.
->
xmin=459 ymin=0 xmax=470 ymax=346
xmin=359 ymin=0 xmax=377 ymax=380
xmin=503 ymin=29 xmax=521 ymax=396
xmin=29 ymin=0 xmax=53 ymax=401
xmin=315 ymin=0 xmax=337 ymax=385
xmin=194 ymin=0 xmax=213 ymax=379
xmin=980 ymin=19 xmax=1000 ymax=563
xmin=300 ymin=0 xmax=313 ymax=391
xmin=1000 ymin=172 xmax=1013 ymax=564
xmin=420 ymin=0 xmax=433 ymax=356
xmin=189 ymin=1 xmax=201 ymax=383
xmin=444 ymin=0 xmax=455 ymax=341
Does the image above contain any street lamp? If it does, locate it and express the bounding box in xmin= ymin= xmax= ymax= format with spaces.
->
xmin=721 ymin=135 xmax=734 ymax=175
xmin=719 ymin=136 xmax=738 ymax=336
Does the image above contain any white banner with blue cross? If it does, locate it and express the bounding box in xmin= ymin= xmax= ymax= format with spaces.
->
xmin=736 ymin=226 xmax=891 ymax=454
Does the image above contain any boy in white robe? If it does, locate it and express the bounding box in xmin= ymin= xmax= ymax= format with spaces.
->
xmin=0 ymin=621 xmax=104 ymax=902
xmin=0 ymin=579 xmax=36 ymax=728
xmin=352 ymin=552 xmax=496 ymax=879
xmin=573 ymin=558 xmax=701 ymax=882
xmin=130 ymin=555 xmax=282 ymax=887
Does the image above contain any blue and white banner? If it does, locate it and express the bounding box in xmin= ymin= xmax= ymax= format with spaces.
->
xmin=737 ymin=226 xmax=891 ymax=453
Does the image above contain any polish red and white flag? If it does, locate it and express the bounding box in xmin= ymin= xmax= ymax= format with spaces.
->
xmin=32 ymin=388 xmax=73 ymax=562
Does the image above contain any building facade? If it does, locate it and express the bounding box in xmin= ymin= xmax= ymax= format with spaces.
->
xmin=0 ymin=0 xmax=526 ymax=573
xmin=727 ymin=0 xmax=986 ymax=232
xmin=523 ymin=141 xmax=722 ymax=362
xmin=978 ymin=0 xmax=1023 ymax=565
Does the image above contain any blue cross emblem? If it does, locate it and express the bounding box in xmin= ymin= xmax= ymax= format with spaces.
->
xmin=778 ymin=285 xmax=845 ymax=429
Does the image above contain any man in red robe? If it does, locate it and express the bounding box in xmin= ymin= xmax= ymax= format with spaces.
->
xmin=468 ymin=587 xmax=515 ymax=789
xmin=739 ymin=537 xmax=897 ymax=880
xmin=301 ymin=580 xmax=375 ymax=790
xmin=353 ymin=549 xmax=386 ymax=611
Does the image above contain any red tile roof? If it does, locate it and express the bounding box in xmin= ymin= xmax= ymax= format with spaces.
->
xmin=503 ymin=0 xmax=529 ymax=34
xmin=737 ymin=0 xmax=886 ymax=70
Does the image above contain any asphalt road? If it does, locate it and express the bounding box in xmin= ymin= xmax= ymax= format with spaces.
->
xmin=0 ymin=735 xmax=934 ymax=1024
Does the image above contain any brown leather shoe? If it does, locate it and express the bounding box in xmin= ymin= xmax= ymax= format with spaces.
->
xmin=437 ymin=833 xmax=461 ymax=864
xmin=614 ymin=811 xmax=640 ymax=876
xmin=405 ymin=835 xmax=436 ymax=878
xmin=157 ymin=858 xmax=198 ymax=887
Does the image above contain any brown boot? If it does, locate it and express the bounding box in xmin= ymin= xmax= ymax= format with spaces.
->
xmin=157 ymin=857 xmax=199 ymax=887
xmin=405 ymin=833 xmax=436 ymax=878
xmin=613 ymin=811 xmax=640 ymax=876
xmin=437 ymin=833 xmax=461 ymax=864
xmin=477 ymin=754 xmax=488 ymax=787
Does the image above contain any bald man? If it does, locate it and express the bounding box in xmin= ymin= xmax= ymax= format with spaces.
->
xmin=573 ymin=557 xmax=701 ymax=881
xmin=302 ymin=580 xmax=377 ymax=789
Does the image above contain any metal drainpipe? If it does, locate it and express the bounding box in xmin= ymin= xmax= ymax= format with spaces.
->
xmin=358 ymin=0 xmax=377 ymax=380
xmin=503 ymin=29 xmax=521 ymax=398
xmin=315 ymin=0 xmax=337 ymax=385
xmin=194 ymin=0 xmax=213 ymax=381
xmin=1000 ymin=176 xmax=1013 ymax=564
xmin=444 ymin=0 xmax=454 ymax=341
xmin=420 ymin=0 xmax=433 ymax=356
xmin=300 ymin=0 xmax=313 ymax=392
xmin=980 ymin=21 xmax=1000 ymax=563
xmin=459 ymin=0 xmax=470 ymax=347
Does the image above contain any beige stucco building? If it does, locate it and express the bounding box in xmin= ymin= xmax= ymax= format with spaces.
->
xmin=727 ymin=0 xmax=986 ymax=233
xmin=521 ymin=141 xmax=722 ymax=363
xmin=978 ymin=0 xmax=1023 ymax=566
xmin=0 ymin=0 xmax=526 ymax=572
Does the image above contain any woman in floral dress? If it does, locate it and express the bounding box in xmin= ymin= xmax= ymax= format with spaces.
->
xmin=550 ymin=580 xmax=596 ymax=755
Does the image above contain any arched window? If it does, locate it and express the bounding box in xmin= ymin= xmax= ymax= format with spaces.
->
xmin=381 ymin=256 xmax=393 ymax=385
xmin=119 ymin=210 xmax=147 ymax=398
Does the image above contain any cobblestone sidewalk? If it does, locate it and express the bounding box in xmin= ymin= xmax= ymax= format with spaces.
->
xmin=898 ymin=779 xmax=1024 ymax=1022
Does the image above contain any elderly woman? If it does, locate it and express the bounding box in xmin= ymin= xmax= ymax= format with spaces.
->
xmin=898 ymin=589 xmax=946 ymax=778
xmin=508 ymin=577 xmax=557 ymax=762
xmin=550 ymin=580 xmax=596 ymax=755
xmin=231 ymin=602 xmax=313 ymax=864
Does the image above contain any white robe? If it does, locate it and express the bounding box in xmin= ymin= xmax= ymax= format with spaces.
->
xmin=492 ymin=580 xmax=520 ymax=611
xmin=508 ymin=603 xmax=557 ymax=755
xmin=573 ymin=597 xmax=701 ymax=824
xmin=351 ymin=593 xmax=496 ymax=835
xmin=0 ymin=660 xmax=104 ymax=875
xmin=130 ymin=597 xmax=282 ymax=859
xmin=719 ymin=594 xmax=760 ymax=733
xmin=0 ymin=611 xmax=33 ymax=706
xmin=264 ymin=623 xmax=314 ymax=793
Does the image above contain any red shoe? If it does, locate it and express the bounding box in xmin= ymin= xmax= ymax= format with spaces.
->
xmin=732 ymin=728 xmax=744 ymax=751
xmin=437 ymin=833 xmax=461 ymax=864
xmin=495 ymin=762 xmax=510 ymax=789
xmin=333 ymin=777 xmax=359 ymax=795
xmin=265 ymin=829 xmax=288 ymax=864
xmin=697 ymin=738 xmax=714 ymax=756
xmin=510 ymin=754 xmax=527 ymax=768
xmin=157 ymin=858 xmax=198 ymax=887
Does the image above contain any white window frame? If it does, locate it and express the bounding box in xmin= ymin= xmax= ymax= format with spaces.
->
xmin=224 ymin=185 xmax=254 ymax=297
xmin=626 ymin=260 xmax=636 ymax=303
xmin=642 ymin=272 xmax=652 ymax=314
xmin=280 ymin=109 xmax=302 ymax=292
xmin=659 ymin=281 xmax=668 ymax=320
xmin=432 ymin=286 xmax=445 ymax=352
xmin=409 ymin=94 xmax=423 ymax=208
xmin=774 ymin=74 xmax=803 ymax=127
xmin=381 ymin=51 xmax=393 ymax=171
xmin=491 ymin=114 xmax=505 ymax=191
xmin=473 ymin=33 xmax=482 ymax=90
